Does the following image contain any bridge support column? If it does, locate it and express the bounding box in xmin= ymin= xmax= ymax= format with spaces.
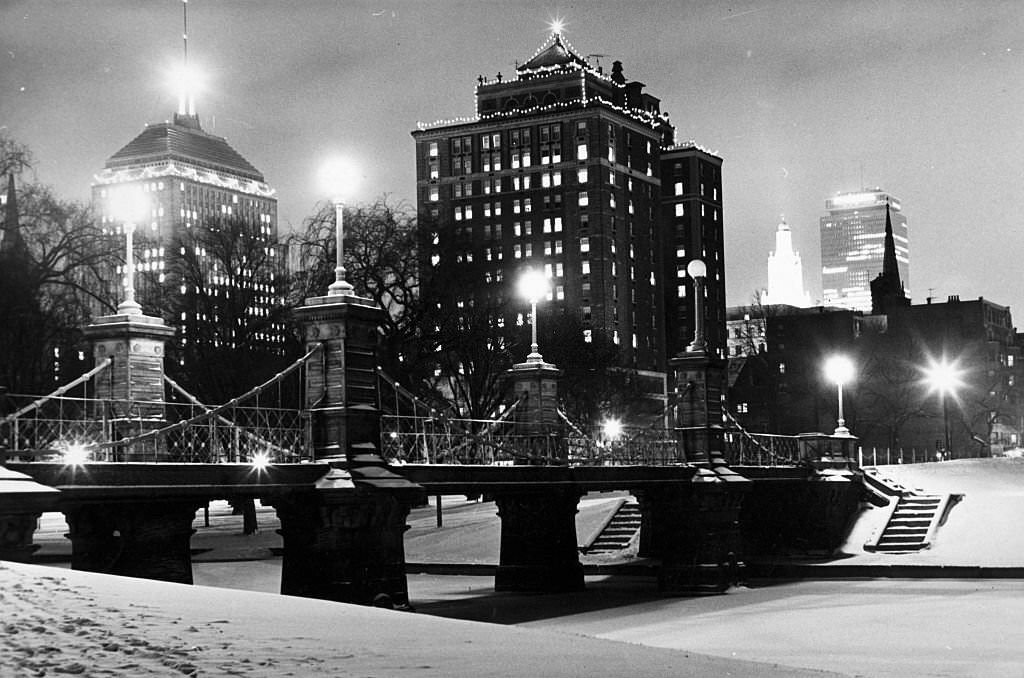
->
xmin=507 ymin=358 xmax=564 ymax=464
xmin=0 ymin=466 xmax=59 ymax=562
xmin=271 ymin=469 xmax=417 ymax=608
xmin=63 ymin=501 xmax=200 ymax=584
xmin=295 ymin=295 xmax=382 ymax=462
xmin=639 ymin=468 xmax=750 ymax=594
xmin=670 ymin=352 xmax=728 ymax=464
xmin=493 ymin=489 xmax=584 ymax=592
xmin=82 ymin=313 xmax=175 ymax=460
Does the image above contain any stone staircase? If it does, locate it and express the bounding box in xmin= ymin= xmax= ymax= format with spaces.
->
xmin=582 ymin=500 xmax=641 ymax=553
xmin=861 ymin=468 xmax=962 ymax=553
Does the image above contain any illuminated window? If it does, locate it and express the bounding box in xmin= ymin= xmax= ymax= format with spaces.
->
xmin=577 ymin=168 xmax=588 ymax=184
xmin=579 ymin=191 xmax=589 ymax=207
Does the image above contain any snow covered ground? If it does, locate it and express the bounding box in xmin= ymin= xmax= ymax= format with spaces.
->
xmin=9 ymin=458 xmax=1024 ymax=676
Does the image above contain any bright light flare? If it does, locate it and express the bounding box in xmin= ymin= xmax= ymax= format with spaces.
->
xmin=602 ymin=417 xmax=623 ymax=441
xmin=59 ymin=442 xmax=90 ymax=466
xmin=824 ymin=355 xmax=855 ymax=386
xmin=168 ymin=62 xmax=206 ymax=115
xmin=251 ymin=451 xmax=271 ymax=471
xmin=517 ymin=268 xmax=550 ymax=304
xmin=109 ymin=185 xmax=149 ymax=224
xmin=924 ymin=358 xmax=964 ymax=396
xmin=549 ymin=17 xmax=566 ymax=35
xmin=319 ymin=156 xmax=360 ymax=203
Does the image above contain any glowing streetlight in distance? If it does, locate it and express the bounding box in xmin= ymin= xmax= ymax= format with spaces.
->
xmin=824 ymin=355 xmax=855 ymax=436
xmin=924 ymin=358 xmax=963 ymax=396
xmin=824 ymin=355 xmax=855 ymax=386
xmin=251 ymin=451 xmax=271 ymax=472
xmin=318 ymin=157 xmax=360 ymax=296
xmin=602 ymin=417 xmax=623 ymax=441
xmin=60 ymin=442 xmax=90 ymax=466
xmin=924 ymin=357 xmax=963 ymax=457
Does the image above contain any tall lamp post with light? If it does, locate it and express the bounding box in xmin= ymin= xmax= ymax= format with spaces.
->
xmin=824 ymin=355 xmax=855 ymax=437
xmin=925 ymin=358 xmax=962 ymax=459
xmin=518 ymin=268 xmax=550 ymax=364
xmin=109 ymin=185 xmax=151 ymax=316
xmin=83 ymin=183 xmax=174 ymax=446
xmin=319 ymin=157 xmax=359 ymax=296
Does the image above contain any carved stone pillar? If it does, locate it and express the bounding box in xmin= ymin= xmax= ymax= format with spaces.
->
xmin=643 ymin=468 xmax=751 ymax=594
xmin=295 ymin=295 xmax=382 ymax=462
xmin=64 ymin=501 xmax=200 ymax=584
xmin=272 ymin=472 xmax=415 ymax=607
xmin=83 ymin=313 xmax=176 ymax=460
xmin=493 ymin=489 xmax=584 ymax=592
xmin=507 ymin=359 xmax=564 ymax=464
xmin=670 ymin=351 xmax=728 ymax=464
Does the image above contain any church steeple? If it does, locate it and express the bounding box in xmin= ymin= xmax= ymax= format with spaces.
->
xmin=870 ymin=201 xmax=909 ymax=314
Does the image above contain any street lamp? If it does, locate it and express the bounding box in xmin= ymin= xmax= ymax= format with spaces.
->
xmin=518 ymin=268 xmax=550 ymax=363
xmin=924 ymin=358 xmax=963 ymax=458
xmin=109 ymin=185 xmax=150 ymax=316
xmin=686 ymin=259 xmax=707 ymax=353
xmin=824 ymin=355 xmax=855 ymax=437
xmin=319 ymin=157 xmax=360 ymax=296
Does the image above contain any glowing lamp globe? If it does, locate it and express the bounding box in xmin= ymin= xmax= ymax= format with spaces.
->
xmin=109 ymin=185 xmax=149 ymax=224
xmin=824 ymin=355 xmax=855 ymax=386
xmin=518 ymin=268 xmax=550 ymax=304
xmin=925 ymin=359 xmax=963 ymax=395
xmin=686 ymin=259 xmax=707 ymax=279
xmin=319 ymin=157 xmax=360 ymax=203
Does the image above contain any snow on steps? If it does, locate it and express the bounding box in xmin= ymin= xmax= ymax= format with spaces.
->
xmin=580 ymin=499 xmax=642 ymax=553
xmin=861 ymin=467 xmax=963 ymax=553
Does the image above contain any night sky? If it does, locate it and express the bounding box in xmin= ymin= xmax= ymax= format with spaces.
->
xmin=3 ymin=1 xmax=1023 ymax=315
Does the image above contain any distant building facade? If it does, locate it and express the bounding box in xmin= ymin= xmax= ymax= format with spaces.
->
xmin=92 ymin=111 xmax=286 ymax=361
xmin=820 ymin=189 xmax=908 ymax=312
xmin=410 ymin=30 xmax=725 ymax=415
xmin=762 ymin=218 xmax=810 ymax=308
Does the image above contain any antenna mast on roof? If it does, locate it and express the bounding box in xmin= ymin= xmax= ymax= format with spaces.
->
xmin=177 ymin=0 xmax=196 ymax=117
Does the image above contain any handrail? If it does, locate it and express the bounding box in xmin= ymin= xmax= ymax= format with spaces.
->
xmin=94 ymin=344 xmax=322 ymax=450
xmin=1 ymin=358 xmax=112 ymax=424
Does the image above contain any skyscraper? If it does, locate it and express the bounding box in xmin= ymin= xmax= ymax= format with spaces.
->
xmin=411 ymin=29 xmax=726 ymax=400
xmin=820 ymin=189 xmax=908 ymax=312
xmin=763 ymin=217 xmax=810 ymax=307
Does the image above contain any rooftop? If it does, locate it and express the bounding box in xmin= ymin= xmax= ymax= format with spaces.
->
xmin=105 ymin=115 xmax=265 ymax=182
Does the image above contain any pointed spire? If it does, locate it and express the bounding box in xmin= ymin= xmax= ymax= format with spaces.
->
xmin=881 ymin=201 xmax=901 ymax=283
xmin=870 ymin=201 xmax=908 ymax=314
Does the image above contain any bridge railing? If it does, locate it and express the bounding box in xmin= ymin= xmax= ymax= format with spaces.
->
xmin=0 ymin=393 xmax=307 ymax=463
xmin=723 ymin=430 xmax=803 ymax=466
xmin=380 ymin=415 xmax=686 ymax=466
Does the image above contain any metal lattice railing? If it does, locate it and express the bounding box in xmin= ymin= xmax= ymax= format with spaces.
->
xmin=0 ymin=347 xmax=320 ymax=464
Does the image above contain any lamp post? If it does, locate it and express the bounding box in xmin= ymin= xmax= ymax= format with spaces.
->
xmin=518 ymin=268 xmax=550 ymax=363
xmin=925 ymin=358 xmax=962 ymax=458
xmin=686 ymin=259 xmax=707 ymax=353
xmin=109 ymin=185 xmax=150 ymax=316
xmin=319 ymin=158 xmax=359 ymax=296
xmin=824 ymin=355 xmax=855 ymax=437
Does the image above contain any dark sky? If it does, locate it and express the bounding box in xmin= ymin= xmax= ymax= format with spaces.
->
xmin=3 ymin=1 xmax=1023 ymax=315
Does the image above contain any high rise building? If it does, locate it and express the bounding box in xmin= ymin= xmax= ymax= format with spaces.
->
xmin=763 ymin=217 xmax=810 ymax=307
xmin=820 ymin=189 xmax=908 ymax=312
xmin=411 ymin=29 xmax=726 ymax=402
